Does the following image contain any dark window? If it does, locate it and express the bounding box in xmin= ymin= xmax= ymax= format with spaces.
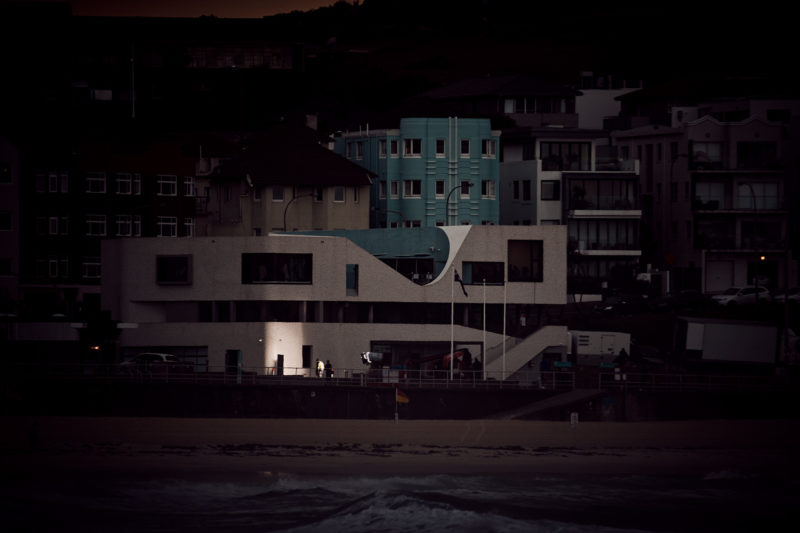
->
xmin=522 ymin=180 xmax=531 ymax=201
xmin=737 ymin=142 xmax=777 ymax=169
xmin=541 ymin=180 xmax=560 ymax=201
xmin=513 ymin=180 xmax=519 ymax=200
xmin=508 ymin=240 xmax=543 ymax=282
xmin=302 ymin=345 xmax=312 ymax=368
xmin=346 ymin=264 xmax=358 ymax=295
xmin=156 ymin=255 xmax=192 ymax=285
xmin=462 ymin=261 xmax=504 ymax=284
xmin=242 ymin=253 xmax=312 ymax=284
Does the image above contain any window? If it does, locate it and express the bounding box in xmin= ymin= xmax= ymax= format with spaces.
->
xmin=184 ymin=176 xmax=196 ymax=197
xmin=60 ymin=173 xmax=68 ymax=193
xmin=86 ymin=214 xmax=106 ymax=236
xmin=379 ymin=139 xmax=387 ymax=158
xmin=48 ymin=257 xmax=59 ymax=278
xmin=346 ymin=263 xmax=358 ymax=295
xmin=481 ymin=180 xmax=495 ymax=198
xmin=737 ymin=142 xmax=777 ymax=169
xmin=508 ymin=240 xmax=543 ymax=282
xmin=353 ymin=187 xmax=359 ymax=203
xmin=462 ymin=261 xmax=503 ymax=284
xmin=541 ymin=142 xmax=591 ymax=171
xmin=86 ymin=172 xmax=106 ymax=193
xmin=132 ymin=174 xmax=141 ymax=195
xmin=48 ymin=216 xmax=58 ymax=235
xmin=460 ymin=139 xmax=470 ymax=158
xmin=390 ymin=140 xmax=399 ymax=157
xmin=314 ymin=187 xmax=323 ymax=202
xmin=82 ymin=257 xmax=101 ymax=279
xmin=59 ymin=257 xmax=69 ymax=278
xmin=133 ymin=215 xmax=141 ymax=236
xmin=737 ymin=182 xmax=779 ymax=209
xmin=157 ymin=174 xmax=177 ymax=196
xmin=60 ymin=216 xmax=68 ymax=235
xmin=691 ymin=142 xmax=722 ymax=167
xmin=513 ymin=180 xmax=519 ymax=200
xmin=436 ymin=139 xmax=445 ymax=158
xmin=522 ymin=180 xmax=531 ymax=201
xmin=184 ymin=217 xmax=194 ymax=237
xmin=403 ymin=220 xmax=422 ymax=228
xmin=390 ymin=181 xmax=399 ymax=198
xmin=116 ymin=173 xmax=132 ymax=195
xmin=541 ymin=180 xmax=560 ymax=201
xmin=379 ymin=181 xmax=387 ymax=199
xmin=48 ymin=173 xmax=58 ymax=193
xmin=116 ymin=215 xmax=132 ymax=236
xmin=272 ymin=186 xmax=284 ymax=201
xmin=356 ymin=142 xmax=363 ymax=160
xmin=333 ymin=186 xmax=345 ymax=203
xmin=156 ymin=255 xmax=192 ymax=285
xmin=252 ymin=187 xmax=261 ymax=201
xmin=460 ymin=180 xmax=471 ymax=199
xmin=403 ymin=180 xmax=421 ymax=197
xmin=346 ymin=142 xmax=352 ymax=158
xmin=157 ymin=216 xmax=177 ymax=237
xmin=435 ymin=180 xmax=445 ymax=198
xmin=403 ymin=138 xmax=421 ymax=157
xmin=242 ymin=253 xmax=312 ymax=284
xmin=481 ymin=139 xmax=496 ymax=158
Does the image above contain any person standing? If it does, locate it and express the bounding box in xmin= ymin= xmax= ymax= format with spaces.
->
xmin=316 ymin=358 xmax=324 ymax=378
xmin=324 ymin=360 xmax=333 ymax=380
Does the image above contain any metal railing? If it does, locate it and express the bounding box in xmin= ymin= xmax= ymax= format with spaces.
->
xmin=597 ymin=372 xmax=792 ymax=392
xmin=3 ymin=363 xmax=575 ymax=391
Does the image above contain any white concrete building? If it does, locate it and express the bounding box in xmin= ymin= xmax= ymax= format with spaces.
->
xmin=101 ymin=225 xmax=568 ymax=378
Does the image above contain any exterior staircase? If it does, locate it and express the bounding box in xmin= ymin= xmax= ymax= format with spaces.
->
xmin=484 ymin=325 xmax=569 ymax=379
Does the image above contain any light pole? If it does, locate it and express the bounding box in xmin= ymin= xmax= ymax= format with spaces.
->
xmin=371 ymin=206 xmax=406 ymax=228
xmin=283 ymin=192 xmax=316 ymax=232
xmin=446 ymin=182 xmax=472 ymax=226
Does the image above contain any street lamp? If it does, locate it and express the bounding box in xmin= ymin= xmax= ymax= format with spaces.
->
xmin=371 ymin=206 xmax=406 ymax=228
xmin=446 ymin=182 xmax=472 ymax=226
xmin=283 ymin=191 xmax=317 ymax=232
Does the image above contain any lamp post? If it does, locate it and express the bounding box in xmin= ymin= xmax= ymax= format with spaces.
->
xmin=283 ymin=192 xmax=317 ymax=232
xmin=446 ymin=182 xmax=472 ymax=226
xmin=371 ymin=206 xmax=406 ymax=228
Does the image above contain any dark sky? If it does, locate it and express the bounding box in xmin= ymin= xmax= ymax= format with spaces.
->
xmin=37 ymin=0 xmax=338 ymax=17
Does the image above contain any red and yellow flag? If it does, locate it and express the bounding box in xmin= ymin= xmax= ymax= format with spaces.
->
xmin=396 ymin=388 xmax=409 ymax=404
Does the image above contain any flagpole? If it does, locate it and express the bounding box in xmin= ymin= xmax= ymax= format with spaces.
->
xmin=482 ymin=278 xmax=486 ymax=381
xmin=450 ymin=265 xmax=454 ymax=381
xmin=503 ymin=274 xmax=507 ymax=381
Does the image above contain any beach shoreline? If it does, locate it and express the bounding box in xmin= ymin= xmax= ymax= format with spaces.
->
xmin=3 ymin=416 xmax=800 ymax=480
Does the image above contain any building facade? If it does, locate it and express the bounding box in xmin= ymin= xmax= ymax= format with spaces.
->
xmin=613 ymin=115 xmax=796 ymax=293
xmin=333 ymin=118 xmax=501 ymax=228
xmin=101 ymin=225 xmax=568 ymax=377
xmin=500 ymin=129 xmax=642 ymax=296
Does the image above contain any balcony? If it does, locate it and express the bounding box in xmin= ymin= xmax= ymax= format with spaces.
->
xmin=569 ymin=240 xmax=641 ymax=255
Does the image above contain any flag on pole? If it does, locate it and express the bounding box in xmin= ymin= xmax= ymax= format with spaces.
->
xmin=454 ymin=269 xmax=468 ymax=297
xmin=395 ymin=388 xmax=410 ymax=404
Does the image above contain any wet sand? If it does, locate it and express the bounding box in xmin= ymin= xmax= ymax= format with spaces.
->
xmin=3 ymin=416 xmax=800 ymax=480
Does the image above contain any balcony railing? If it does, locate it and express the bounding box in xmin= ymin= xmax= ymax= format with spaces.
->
xmin=569 ymin=196 xmax=638 ymax=210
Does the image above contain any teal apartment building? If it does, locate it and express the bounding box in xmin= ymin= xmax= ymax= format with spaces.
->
xmin=333 ymin=117 xmax=501 ymax=228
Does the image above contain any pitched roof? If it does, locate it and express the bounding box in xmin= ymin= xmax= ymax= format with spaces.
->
xmin=215 ymin=124 xmax=375 ymax=187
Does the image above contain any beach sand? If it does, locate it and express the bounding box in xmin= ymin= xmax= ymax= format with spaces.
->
xmin=3 ymin=416 xmax=800 ymax=480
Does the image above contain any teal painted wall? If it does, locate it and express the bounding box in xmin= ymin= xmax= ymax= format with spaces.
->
xmin=334 ymin=118 xmax=500 ymax=228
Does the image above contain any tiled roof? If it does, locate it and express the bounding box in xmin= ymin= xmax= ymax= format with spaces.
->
xmin=215 ymin=124 xmax=375 ymax=186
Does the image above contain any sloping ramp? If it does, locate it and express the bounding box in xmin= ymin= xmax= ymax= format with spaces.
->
xmin=488 ymin=388 xmax=605 ymax=420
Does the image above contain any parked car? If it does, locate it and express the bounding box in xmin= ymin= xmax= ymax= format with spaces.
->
xmin=648 ymin=289 xmax=710 ymax=313
xmin=594 ymin=293 xmax=649 ymax=315
xmin=772 ymin=288 xmax=800 ymax=305
xmin=120 ymin=352 xmax=193 ymax=374
xmin=710 ymin=285 xmax=771 ymax=306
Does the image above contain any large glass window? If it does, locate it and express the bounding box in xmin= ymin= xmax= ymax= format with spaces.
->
xmin=541 ymin=142 xmax=590 ymax=171
xmin=462 ymin=261 xmax=504 ymax=285
xmin=156 ymin=255 xmax=192 ymax=285
xmin=737 ymin=182 xmax=778 ymax=209
xmin=403 ymin=180 xmax=421 ymax=197
xmin=403 ymin=138 xmax=421 ymax=157
xmin=508 ymin=240 xmax=543 ymax=282
xmin=242 ymin=253 xmax=312 ymax=284
xmin=157 ymin=216 xmax=177 ymax=237
xmin=86 ymin=214 xmax=106 ymax=236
